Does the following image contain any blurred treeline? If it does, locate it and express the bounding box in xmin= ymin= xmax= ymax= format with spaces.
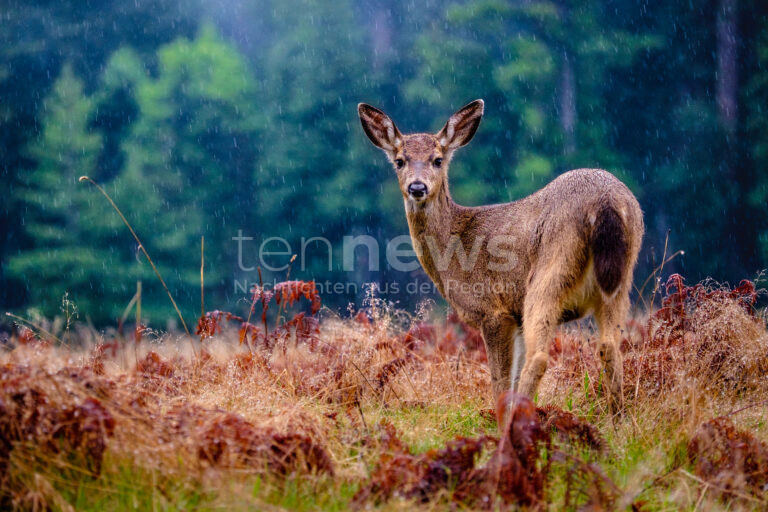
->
xmin=1 ymin=0 xmax=767 ymax=326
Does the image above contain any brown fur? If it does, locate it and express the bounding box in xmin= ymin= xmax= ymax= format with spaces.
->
xmin=358 ymin=100 xmax=644 ymax=415
xmin=591 ymin=205 xmax=627 ymax=294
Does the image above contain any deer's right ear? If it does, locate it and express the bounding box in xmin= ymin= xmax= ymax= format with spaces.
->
xmin=358 ymin=103 xmax=403 ymax=153
xmin=437 ymin=99 xmax=484 ymax=151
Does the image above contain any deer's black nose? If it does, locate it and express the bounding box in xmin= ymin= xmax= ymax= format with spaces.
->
xmin=408 ymin=181 xmax=428 ymax=199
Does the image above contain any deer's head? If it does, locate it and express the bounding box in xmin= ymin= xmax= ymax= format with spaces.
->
xmin=358 ymin=100 xmax=484 ymax=206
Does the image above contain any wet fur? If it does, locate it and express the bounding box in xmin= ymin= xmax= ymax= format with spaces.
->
xmin=358 ymin=101 xmax=644 ymax=415
xmin=591 ymin=205 xmax=627 ymax=295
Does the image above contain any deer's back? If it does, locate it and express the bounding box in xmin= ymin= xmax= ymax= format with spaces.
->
xmin=445 ymin=168 xmax=643 ymax=327
xmin=521 ymin=168 xmax=643 ymax=256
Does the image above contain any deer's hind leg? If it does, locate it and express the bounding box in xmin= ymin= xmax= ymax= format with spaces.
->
xmin=517 ymin=264 xmax=580 ymax=401
xmin=594 ymin=287 xmax=630 ymax=414
xmin=518 ymin=243 xmax=588 ymax=399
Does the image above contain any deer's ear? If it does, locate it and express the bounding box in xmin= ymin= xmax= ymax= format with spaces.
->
xmin=437 ymin=99 xmax=484 ymax=150
xmin=358 ymin=103 xmax=403 ymax=152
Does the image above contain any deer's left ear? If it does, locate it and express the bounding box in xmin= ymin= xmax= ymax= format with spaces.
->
xmin=437 ymin=99 xmax=484 ymax=151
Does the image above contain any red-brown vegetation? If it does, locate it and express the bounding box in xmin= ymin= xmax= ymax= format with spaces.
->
xmin=688 ymin=416 xmax=768 ymax=498
xmin=0 ymin=276 xmax=766 ymax=509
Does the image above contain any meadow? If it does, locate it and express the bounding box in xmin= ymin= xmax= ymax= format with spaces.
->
xmin=2 ymin=273 xmax=767 ymax=511
xmin=2 ymin=2 xmax=767 ymax=510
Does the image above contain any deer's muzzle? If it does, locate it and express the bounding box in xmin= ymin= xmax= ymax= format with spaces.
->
xmin=407 ymin=181 xmax=428 ymax=199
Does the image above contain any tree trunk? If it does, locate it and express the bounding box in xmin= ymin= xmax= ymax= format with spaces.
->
xmin=370 ymin=7 xmax=393 ymax=71
xmin=716 ymin=0 xmax=738 ymax=133
xmin=560 ymin=52 xmax=576 ymax=155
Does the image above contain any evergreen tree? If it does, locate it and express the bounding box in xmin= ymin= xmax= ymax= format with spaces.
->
xmin=614 ymin=0 xmax=761 ymax=279
xmin=253 ymin=0 xmax=372 ymax=286
xmin=405 ymin=1 xmax=658 ymax=206
xmin=0 ymin=0 xmax=201 ymax=310
xmin=6 ymin=64 xmax=115 ymax=318
xmin=120 ymin=24 xmax=263 ymax=314
xmin=3 ymin=0 xmax=768 ymax=323
xmin=747 ymin=17 xmax=768 ymax=266
xmin=92 ymin=48 xmax=147 ymax=183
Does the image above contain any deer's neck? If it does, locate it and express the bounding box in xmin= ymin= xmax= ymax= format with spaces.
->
xmin=404 ymin=179 xmax=461 ymax=291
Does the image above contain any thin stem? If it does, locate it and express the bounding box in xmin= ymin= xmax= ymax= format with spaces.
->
xmin=258 ymin=267 xmax=269 ymax=340
xmin=637 ymin=250 xmax=685 ymax=303
xmin=274 ymin=254 xmax=297 ymax=330
xmin=633 ymin=248 xmax=684 ymax=318
xmin=648 ymin=230 xmax=671 ymax=316
xmin=243 ymin=289 xmax=258 ymax=354
xmin=78 ymin=176 xmax=193 ymax=342
xmin=727 ymin=398 xmax=768 ymax=417
xmin=135 ymin=280 xmax=142 ymax=365
xmin=5 ymin=312 xmax=65 ymax=346
xmin=118 ymin=290 xmax=138 ymax=337
xmin=200 ymin=236 xmax=205 ymax=319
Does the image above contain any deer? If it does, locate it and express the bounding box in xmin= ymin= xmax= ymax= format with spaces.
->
xmin=358 ymin=99 xmax=644 ymax=418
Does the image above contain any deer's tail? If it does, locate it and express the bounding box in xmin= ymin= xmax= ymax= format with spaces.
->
xmin=590 ymin=204 xmax=628 ymax=296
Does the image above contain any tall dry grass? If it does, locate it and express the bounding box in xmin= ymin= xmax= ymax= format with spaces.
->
xmin=1 ymin=275 xmax=768 ymax=510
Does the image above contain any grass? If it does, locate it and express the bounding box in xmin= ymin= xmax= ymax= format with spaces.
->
xmin=376 ymin=401 xmax=495 ymax=453
xmin=2 ymin=276 xmax=768 ymax=510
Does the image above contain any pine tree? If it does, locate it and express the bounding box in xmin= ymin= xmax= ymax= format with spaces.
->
xmin=747 ymin=17 xmax=768 ymax=266
xmin=254 ymin=0 xmax=371 ymax=285
xmin=7 ymin=64 xmax=114 ymax=318
xmin=120 ymin=24 xmax=263 ymax=313
xmin=405 ymin=1 xmax=658 ymax=205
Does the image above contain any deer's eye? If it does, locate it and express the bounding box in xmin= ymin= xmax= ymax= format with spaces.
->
xmin=433 ymin=157 xmax=443 ymax=168
xmin=395 ymin=158 xmax=405 ymax=169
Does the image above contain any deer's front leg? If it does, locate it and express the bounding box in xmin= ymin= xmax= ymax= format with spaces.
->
xmin=511 ymin=331 xmax=526 ymax=392
xmin=480 ymin=315 xmax=517 ymax=421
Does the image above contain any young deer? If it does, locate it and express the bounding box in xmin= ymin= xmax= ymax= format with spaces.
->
xmin=358 ymin=99 xmax=643 ymax=414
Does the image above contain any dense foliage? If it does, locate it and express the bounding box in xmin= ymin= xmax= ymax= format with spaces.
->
xmin=1 ymin=0 xmax=766 ymax=324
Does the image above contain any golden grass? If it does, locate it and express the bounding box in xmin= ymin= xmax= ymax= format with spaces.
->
xmin=2 ymin=278 xmax=768 ymax=510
